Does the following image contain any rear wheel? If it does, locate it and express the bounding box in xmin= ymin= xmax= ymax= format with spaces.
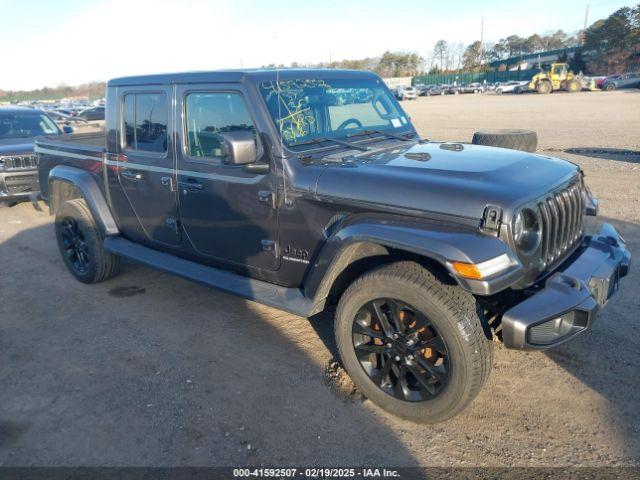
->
xmin=537 ymin=81 xmax=552 ymax=94
xmin=55 ymin=198 xmax=120 ymax=284
xmin=335 ymin=262 xmax=493 ymax=423
xmin=604 ymin=83 xmax=616 ymax=91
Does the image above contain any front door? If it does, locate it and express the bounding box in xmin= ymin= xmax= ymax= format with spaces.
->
xmin=175 ymin=84 xmax=279 ymax=271
xmin=118 ymin=87 xmax=181 ymax=246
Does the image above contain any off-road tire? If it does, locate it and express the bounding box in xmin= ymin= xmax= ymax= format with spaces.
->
xmin=567 ymin=79 xmax=581 ymax=92
xmin=335 ymin=261 xmax=493 ymax=423
xmin=472 ymin=129 xmax=538 ymax=153
xmin=536 ymin=81 xmax=552 ymax=94
xmin=55 ymin=198 xmax=120 ymax=284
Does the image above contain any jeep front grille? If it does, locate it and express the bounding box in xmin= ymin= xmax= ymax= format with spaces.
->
xmin=1 ymin=154 xmax=39 ymax=171
xmin=537 ymin=181 xmax=584 ymax=268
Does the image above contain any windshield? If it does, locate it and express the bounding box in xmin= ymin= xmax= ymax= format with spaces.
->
xmin=258 ymin=77 xmax=410 ymax=147
xmin=0 ymin=112 xmax=59 ymax=139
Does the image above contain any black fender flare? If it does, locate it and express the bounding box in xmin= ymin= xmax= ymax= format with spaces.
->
xmin=48 ymin=165 xmax=119 ymax=236
xmin=305 ymin=215 xmax=522 ymax=301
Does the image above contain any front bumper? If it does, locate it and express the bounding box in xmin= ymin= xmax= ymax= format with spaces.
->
xmin=0 ymin=170 xmax=40 ymax=202
xmin=502 ymin=223 xmax=631 ymax=350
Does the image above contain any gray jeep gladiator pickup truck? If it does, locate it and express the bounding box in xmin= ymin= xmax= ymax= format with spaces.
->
xmin=36 ymin=69 xmax=631 ymax=423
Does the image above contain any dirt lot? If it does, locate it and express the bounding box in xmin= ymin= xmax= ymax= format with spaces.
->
xmin=1 ymin=90 xmax=639 ymax=467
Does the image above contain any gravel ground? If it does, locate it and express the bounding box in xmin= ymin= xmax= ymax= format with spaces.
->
xmin=0 ymin=90 xmax=638 ymax=467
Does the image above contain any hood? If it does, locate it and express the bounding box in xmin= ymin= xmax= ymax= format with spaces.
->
xmin=0 ymin=138 xmax=36 ymax=156
xmin=315 ymin=141 xmax=579 ymax=220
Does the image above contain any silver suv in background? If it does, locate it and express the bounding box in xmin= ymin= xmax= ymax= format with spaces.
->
xmin=394 ymin=85 xmax=417 ymax=101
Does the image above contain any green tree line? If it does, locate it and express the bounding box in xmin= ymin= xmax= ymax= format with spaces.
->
xmin=459 ymin=4 xmax=639 ymax=73
xmin=0 ymin=81 xmax=105 ymax=103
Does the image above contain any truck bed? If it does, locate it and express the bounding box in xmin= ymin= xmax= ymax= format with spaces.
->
xmin=35 ymin=132 xmax=106 ymax=202
xmin=37 ymin=132 xmax=105 ymax=152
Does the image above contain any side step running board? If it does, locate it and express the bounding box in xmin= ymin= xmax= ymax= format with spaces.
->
xmin=103 ymin=236 xmax=321 ymax=317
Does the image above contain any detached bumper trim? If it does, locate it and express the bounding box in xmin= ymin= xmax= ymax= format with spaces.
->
xmin=502 ymin=223 xmax=631 ymax=350
xmin=0 ymin=170 xmax=40 ymax=200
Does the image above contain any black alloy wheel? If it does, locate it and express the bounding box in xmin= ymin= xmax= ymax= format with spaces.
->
xmin=60 ymin=216 xmax=90 ymax=274
xmin=352 ymin=298 xmax=450 ymax=402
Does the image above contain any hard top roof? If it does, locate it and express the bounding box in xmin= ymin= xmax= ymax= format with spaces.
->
xmin=0 ymin=105 xmax=44 ymax=114
xmin=107 ymin=68 xmax=380 ymax=87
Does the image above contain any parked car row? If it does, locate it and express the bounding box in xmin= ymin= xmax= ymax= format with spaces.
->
xmin=408 ymin=71 xmax=639 ymax=98
xmin=414 ymin=83 xmax=485 ymax=96
xmin=41 ymin=105 xmax=105 ymax=122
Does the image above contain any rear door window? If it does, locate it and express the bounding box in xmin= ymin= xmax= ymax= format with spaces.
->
xmin=123 ymin=93 xmax=168 ymax=153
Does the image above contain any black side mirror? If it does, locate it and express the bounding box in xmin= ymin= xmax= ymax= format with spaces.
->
xmin=62 ymin=125 xmax=74 ymax=134
xmin=220 ymin=131 xmax=258 ymax=166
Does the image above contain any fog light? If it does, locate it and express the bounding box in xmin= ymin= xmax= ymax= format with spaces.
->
xmin=527 ymin=312 xmax=576 ymax=345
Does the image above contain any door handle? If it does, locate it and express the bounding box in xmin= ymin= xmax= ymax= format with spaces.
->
xmin=178 ymin=179 xmax=204 ymax=192
xmin=121 ymin=170 xmax=143 ymax=181
xmin=243 ymin=163 xmax=270 ymax=174
xmin=160 ymin=176 xmax=176 ymax=191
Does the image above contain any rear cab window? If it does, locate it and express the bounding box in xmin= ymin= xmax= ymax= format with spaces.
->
xmin=123 ymin=93 xmax=168 ymax=154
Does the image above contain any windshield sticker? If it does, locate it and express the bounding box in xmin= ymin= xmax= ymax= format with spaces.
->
xmin=391 ymin=118 xmax=401 ymax=128
xmin=260 ymin=79 xmax=332 ymax=143
xmin=259 ymin=78 xmax=399 ymax=145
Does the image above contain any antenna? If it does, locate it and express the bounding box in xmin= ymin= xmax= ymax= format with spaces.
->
xmin=273 ymin=34 xmax=288 ymax=204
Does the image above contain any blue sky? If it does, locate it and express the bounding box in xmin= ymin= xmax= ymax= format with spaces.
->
xmin=0 ymin=0 xmax=634 ymax=90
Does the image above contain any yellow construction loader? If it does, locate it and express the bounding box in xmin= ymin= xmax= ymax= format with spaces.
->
xmin=528 ymin=63 xmax=596 ymax=94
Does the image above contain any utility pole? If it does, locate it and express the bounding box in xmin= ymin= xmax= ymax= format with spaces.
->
xmin=480 ymin=17 xmax=484 ymax=65
xmin=580 ymin=4 xmax=590 ymax=45
xmin=583 ymin=4 xmax=589 ymax=30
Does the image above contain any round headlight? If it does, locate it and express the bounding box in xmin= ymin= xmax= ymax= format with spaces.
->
xmin=513 ymin=208 xmax=541 ymax=254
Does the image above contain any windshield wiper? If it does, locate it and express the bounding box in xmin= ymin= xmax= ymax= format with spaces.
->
xmin=289 ymin=136 xmax=370 ymax=152
xmin=347 ymin=129 xmax=429 ymax=144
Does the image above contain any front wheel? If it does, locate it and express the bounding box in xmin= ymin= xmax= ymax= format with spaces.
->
xmin=335 ymin=262 xmax=493 ymax=423
xmin=567 ymin=79 xmax=581 ymax=92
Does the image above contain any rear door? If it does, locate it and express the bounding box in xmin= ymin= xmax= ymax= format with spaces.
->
xmin=622 ymin=73 xmax=640 ymax=88
xmin=175 ymin=83 xmax=279 ymax=271
xmin=117 ymin=87 xmax=181 ymax=246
